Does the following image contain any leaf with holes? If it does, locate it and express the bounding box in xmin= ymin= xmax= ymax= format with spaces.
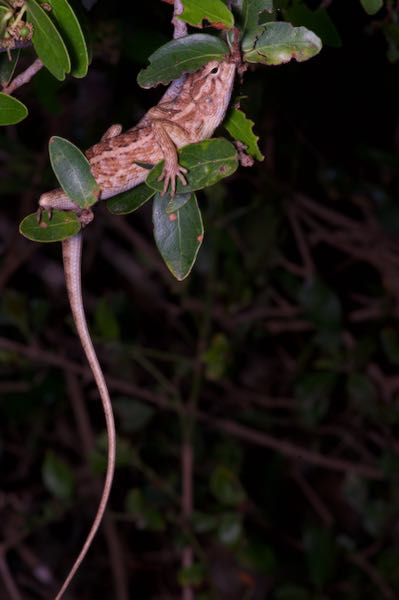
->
xmin=49 ymin=136 xmax=100 ymax=209
xmin=243 ymin=21 xmax=322 ymax=64
xmin=146 ymin=138 xmax=238 ymax=195
xmin=0 ymin=92 xmax=28 ymax=125
xmin=26 ymin=0 xmax=71 ymax=80
xmin=179 ymin=0 xmax=234 ymax=30
xmin=224 ymin=107 xmax=264 ymax=160
xmin=19 ymin=210 xmax=81 ymax=243
xmin=153 ymin=193 xmax=204 ymax=280
xmin=240 ymin=0 xmax=273 ymax=33
xmin=137 ymin=33 xmax=229 ymax=88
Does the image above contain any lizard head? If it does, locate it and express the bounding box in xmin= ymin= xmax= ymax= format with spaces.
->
xmin=189 ymin=59 xmax=236 ymax=139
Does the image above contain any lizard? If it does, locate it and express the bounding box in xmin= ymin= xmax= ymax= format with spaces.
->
xmin=38 ymin=57 xmax=237 ymax=600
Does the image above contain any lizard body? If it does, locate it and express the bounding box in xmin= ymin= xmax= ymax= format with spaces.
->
xmin=41 ymin=58 xmax=236 ymax=599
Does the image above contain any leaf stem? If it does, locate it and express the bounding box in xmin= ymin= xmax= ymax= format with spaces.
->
xmin=2 ymin=56 xmax=42 ymax=94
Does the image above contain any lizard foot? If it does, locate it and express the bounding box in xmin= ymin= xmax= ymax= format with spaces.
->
xmin=158 ymin=163 xmax=188 ymax=196
xmin=36 ymin=206 xmax=52 ymax=223
xmin=78 ymin=208 xmax=94 ymax=228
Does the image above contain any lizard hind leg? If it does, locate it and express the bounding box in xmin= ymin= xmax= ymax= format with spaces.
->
xmin=39 ymin=189 xmax=78 ymax=212
xmin=101 ymin=123 xmax=123 ymax=141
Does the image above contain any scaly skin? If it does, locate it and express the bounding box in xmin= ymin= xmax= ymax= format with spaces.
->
xmin=41 ymin=59 xmax=236 ymax=599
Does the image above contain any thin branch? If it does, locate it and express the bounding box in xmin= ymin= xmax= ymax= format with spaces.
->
xmin=0 ymin=552 xmax=23 ymax=600
xmin=0 ymin=40 xmax=31 ymax=53
xmin=173 ymin=0 xmax=187 ymax=39
xmin=349 ymin=552 xmax=398 ymax=600
xmin=2 ymin=57 xmax=43 ymax=95
xmin=0 ymin=336 xmax=384 ymax=480
xmin=66 ymin=372 xmax=129 ymax=600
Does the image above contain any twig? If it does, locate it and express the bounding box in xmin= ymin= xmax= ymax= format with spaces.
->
xmin=291 ymin=467 xmax=333 ymax=527
xmin=0 ymin=41 xmax=31 ymax=53
xmin=286 ymin=205 xmax=315 ymax=280
xmin=349 ymin=552 xmax=397 ymax=600
xmin=0 ymin=552 xmax=23 ymax=600
xmin=0 ymin=337 xmax=384 ymax=480
xmin=173 ymin=0 xmax=187 ymax=39
xmin=2 ymin=58 xmax=43 ymax=95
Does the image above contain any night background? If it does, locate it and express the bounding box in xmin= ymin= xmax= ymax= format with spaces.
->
xmin=1 ymin=0 xmax=399 ymax=598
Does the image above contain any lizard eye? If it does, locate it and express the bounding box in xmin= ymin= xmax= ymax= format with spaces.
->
xmin=210 ymin=66 xmax=219 ymax=74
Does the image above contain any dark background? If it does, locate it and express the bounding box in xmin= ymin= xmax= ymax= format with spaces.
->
xmin=1 ymin=1 xmax=399 ymax=598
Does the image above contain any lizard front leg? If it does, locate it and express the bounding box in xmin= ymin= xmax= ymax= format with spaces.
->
xmin=147 ymin=107 xmax=190 ymax=195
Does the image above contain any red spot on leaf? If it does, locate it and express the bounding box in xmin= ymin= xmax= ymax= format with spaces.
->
xmin=197 ymin=234 xmax=203 ymax=242
xmin=211 ymin=21 xmax=230 ymax=30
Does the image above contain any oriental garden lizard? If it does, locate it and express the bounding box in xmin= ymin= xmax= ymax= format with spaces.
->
xmin=38 ymin=58 xmax=236 ymax=599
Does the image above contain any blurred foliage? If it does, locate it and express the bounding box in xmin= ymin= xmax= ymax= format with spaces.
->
xmin=1 ymin=0 xmax=399 ymax=599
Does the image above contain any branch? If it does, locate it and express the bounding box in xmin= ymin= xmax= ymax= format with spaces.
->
xmin=173 ymin=0 xmax=187 ymax=39
xmin=0 ymin=336 xmax=384 ymax=480
xmin=0 ymin=41 xmax=31 ymax=53
xmin=66 ymin=371 xmax=129 ymax=600
xmin=0 ymin=552 xmax=23 ymax=600
xmin=2 ymin=58 xmax=43 ymax=95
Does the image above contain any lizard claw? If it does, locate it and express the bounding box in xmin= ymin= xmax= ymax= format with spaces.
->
xmin=36 ymin=206 xmax=52 ymax=223
xmin=158 ymin=163 xmax=188 ymax=196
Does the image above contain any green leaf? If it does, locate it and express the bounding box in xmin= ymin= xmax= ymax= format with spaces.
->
xmin=46 ymin=0 xmax=89 ymax=77
xmin=360 ymin=0 xmax=383 ymax=15
xmin=217 ymin=512 xmax=242 ymax=545
xmin=210 ymin=465 xmax=246 ymax=506
xmin=0 ymin=92 xmax=28 ymax=125
xmin=295 ymin=372 xmax=335 ymax=427
xmin=224 ymin=107 xmax=264 ymax=160
xmin=242 ymin=0 xmax=273 ymax=33
xmin=178 ymin=563 xmax=206 ymax=587
xmin=166 ymin=192 xmax=192 ymax=214
xmin=94 ymin=298 xmax=120 ymax=341
xmin=107 ymin=183 xmax=155 ymax=215
xmin=243 ymin=22 xmax=322 ymax=65
xmin=202 ymin=333 xmax=231 ymax=381
xmin=298 ymin=278 xmax=341 ymax=331
xmin=42 ymin=450 xmax=75 ymax=500
xmin=26 ymin=0 xmax=71 ymax=81
xmin=49 ymin=136 xmax=100 ymax=208
xmin=114 ymin=398 xmax=155 ymax=433
xmin=0 ymin=6 xmax=10 ymax=37
xmin=125 ymin=488 xmax=166 ymax=531
xmin=146 ymin=138 xmax=238 ymax=195
xmin=303 ymin=527 xmax=335 ymax=588
xmin=238 ymin=539 xmax=276 ymax=575
xmin=137 ymin=33 xmax=229 ymax=88
xmin=19 ymin=210 xmax=81 ymax=242
xmin=153 ymin=193 xmax=204 ymax=281
xmin=0 ymin=49 xmax=20 ymax=87
xmin=283 ymin=5 xmax=341 ymax=48
xmin=179 ymin=0 xmax=234 ymax=30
